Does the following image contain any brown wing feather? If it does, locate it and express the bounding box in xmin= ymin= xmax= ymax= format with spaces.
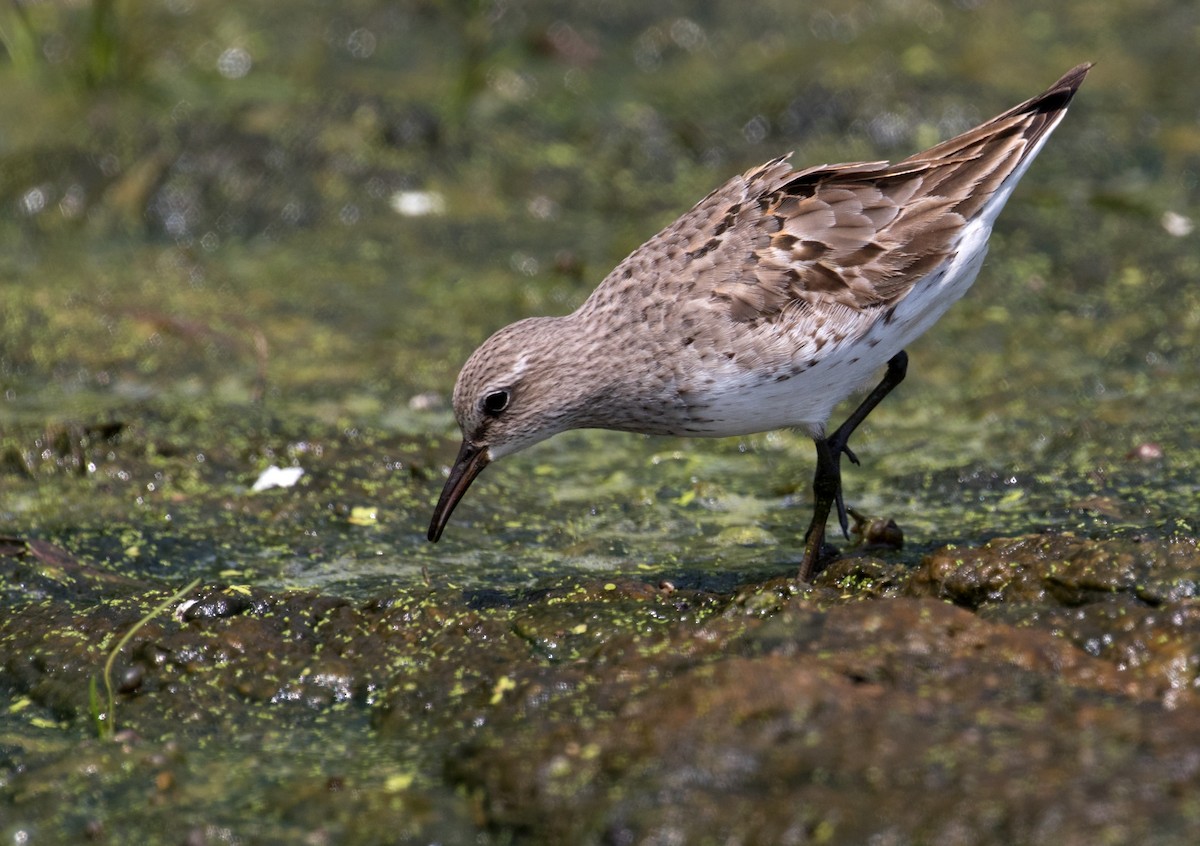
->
xmin=702 ymin=63 xmax=1092 ymax=322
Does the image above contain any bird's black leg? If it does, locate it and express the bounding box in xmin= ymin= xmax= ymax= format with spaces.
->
xmin=799 ymin=437 xmax=841 ymax=582
xmin=798 ymin=351 xmax=908 ymax=581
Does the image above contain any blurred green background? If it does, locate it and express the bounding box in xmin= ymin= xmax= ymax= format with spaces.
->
xmin=2 ymin=0 xmax=1197 ymax=590
xmin=2 ymin=0 xmax=1198 ymax=584
xmin=1 ymin=0 xmax=1194 ymax=411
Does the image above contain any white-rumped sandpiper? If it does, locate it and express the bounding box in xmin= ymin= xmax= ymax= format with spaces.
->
xmin=429 ymin=64 xmax=1092 ymax=580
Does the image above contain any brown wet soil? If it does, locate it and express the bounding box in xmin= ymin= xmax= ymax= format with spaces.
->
xmin=5 ymin=522 xmax=1200 ymax=843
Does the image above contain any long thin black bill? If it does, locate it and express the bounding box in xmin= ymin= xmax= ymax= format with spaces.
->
xmin=427 ymin=440 xmax=490 ymax=542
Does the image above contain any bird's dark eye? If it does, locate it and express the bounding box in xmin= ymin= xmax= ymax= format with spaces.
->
xmin=481 ymin=389 xmax=510 ymax=416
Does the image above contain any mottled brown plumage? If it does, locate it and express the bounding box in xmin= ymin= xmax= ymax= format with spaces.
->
xmin=429 ymin=64 xmax=1092 ymax=580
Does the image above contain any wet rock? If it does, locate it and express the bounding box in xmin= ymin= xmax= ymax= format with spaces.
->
xmin=181 ymin=588 xmax=269 ymax=620
xmin=908 ymin=533 xmax=1131 ymax=607
xmin=6 ymin=529 xmax=1200 ymax=844
xmin=449 ymin=598 xmax=1199 ymax=845
xmin=909 ymin=530 xmax=1200 ymax=610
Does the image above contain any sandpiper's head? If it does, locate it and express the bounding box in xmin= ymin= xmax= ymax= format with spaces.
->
xmin=427 ymin=317 xmax=577 ymax=542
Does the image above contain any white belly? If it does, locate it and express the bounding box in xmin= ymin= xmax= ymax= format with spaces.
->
xmin=674 ymin=217 xmax=994 ymax=439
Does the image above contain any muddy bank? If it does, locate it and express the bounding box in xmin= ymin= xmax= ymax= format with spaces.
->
xmin=4 ymin=526 xmax=1199 ymax=843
